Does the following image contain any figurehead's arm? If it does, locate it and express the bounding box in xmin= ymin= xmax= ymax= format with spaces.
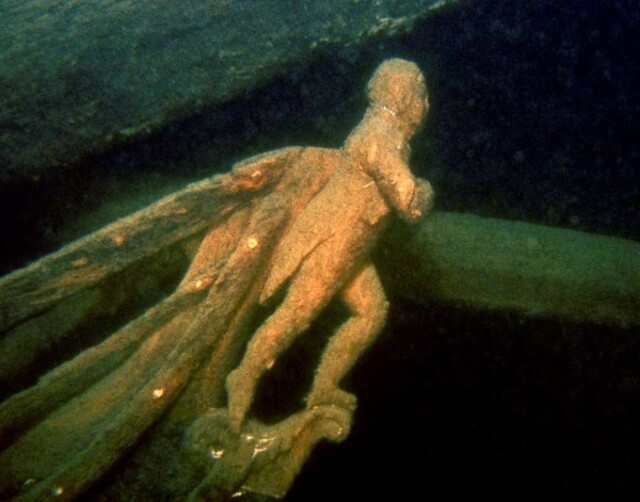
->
xmin=363 ymin=140 xmax=433 ymax=223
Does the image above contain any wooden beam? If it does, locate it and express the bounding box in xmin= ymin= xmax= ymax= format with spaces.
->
xmin=379 ymin=211 xmax=640 ymax=327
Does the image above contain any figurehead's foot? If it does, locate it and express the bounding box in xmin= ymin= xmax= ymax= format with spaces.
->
xmin=306 ymin=386 xmax=357 ymax=412
xmin=225 ymin=368 xmax=254 ymax=432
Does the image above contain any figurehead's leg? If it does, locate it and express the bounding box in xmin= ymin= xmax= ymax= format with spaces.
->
xmin=306 ymin=261 xmax=388 ymax=411
xmin=225 ymin=246 xmax=344 ymax=431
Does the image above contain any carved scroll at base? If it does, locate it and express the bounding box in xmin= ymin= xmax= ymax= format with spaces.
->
xmin=186 ymin=406 xmax=353 ymax=500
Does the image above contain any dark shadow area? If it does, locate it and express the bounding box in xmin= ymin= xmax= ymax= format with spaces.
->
xmin=288 ymin=298 xmax=640 ymax=498
xmin=405 ymin=0 xmax=640 ymax=241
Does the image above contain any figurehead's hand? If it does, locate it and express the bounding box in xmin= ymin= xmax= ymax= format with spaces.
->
xmin=403 ymin=177 xmax=434 ymax=223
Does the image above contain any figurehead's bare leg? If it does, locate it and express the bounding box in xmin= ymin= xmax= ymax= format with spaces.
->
xmin=226 ymin=244 xmax=344 ymax=431
xmin=306 ymin=262 xmax=388 ymax=410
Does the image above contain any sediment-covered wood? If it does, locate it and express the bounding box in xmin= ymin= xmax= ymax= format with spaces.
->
xmin=380 ymin=211 xmax=640 ymax=327
xmin=0 ymin=0 xmax=450 ymax=179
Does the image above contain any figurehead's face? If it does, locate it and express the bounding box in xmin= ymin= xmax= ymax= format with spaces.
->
xmin=367 ymin=59 xmax=428 ymax=133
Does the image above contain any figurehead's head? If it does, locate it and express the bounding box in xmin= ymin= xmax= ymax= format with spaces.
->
xmin=367 ymin=59 xmax=428 ymax=134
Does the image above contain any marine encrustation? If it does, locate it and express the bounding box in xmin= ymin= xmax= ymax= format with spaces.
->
xmin=0 ymin=58 xmax=433 ymax=500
